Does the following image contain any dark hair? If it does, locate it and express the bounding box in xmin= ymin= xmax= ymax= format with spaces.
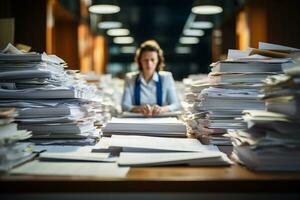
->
xmin=134 ymin=40 xmax=165 ymax=71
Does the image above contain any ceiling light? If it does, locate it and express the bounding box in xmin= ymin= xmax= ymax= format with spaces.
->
xmin=107 ymin=28 xmax=130 ymax=36
xmin=120 ymin=46 xmax=136 ymax=54
xmin=175 ymin=47 xmax=192 ymax=54
xmin=183 ymin=29 xmax=204 ymax=37
xmin=192 ymin=5 xmax=223 ymax=15
xmin=191 ymin=21 xmax=213 ymax=29
xmin=98 ymin=21 xmax=122 ymax=29
xmin=179 ymin=37 xmax=199 ymax=44
xmin=89 ymin=5 xmax=120 ymax=14
xmin=113 ymin=37 xmax=134 ymax=44
xmin=214 ymin=30 xmax=222 ymax=37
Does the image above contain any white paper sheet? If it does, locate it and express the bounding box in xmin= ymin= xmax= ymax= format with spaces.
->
xmin=10 ymin=160 xmax=129 ymax=177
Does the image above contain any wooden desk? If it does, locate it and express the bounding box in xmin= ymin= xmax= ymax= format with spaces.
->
xmin=1 ymin=164 xmax=300 ymax=193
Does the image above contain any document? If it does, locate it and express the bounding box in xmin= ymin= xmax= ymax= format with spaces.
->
xmin=98 ymin=135 xmax=219 ymax=152
xmin=102 ymin=117 xmax=187 ymax=137
xmin=0 ymin=86 xmax=79 ymax=99
xmin=117 ymin=152 xmax=233 ymax=166
xmin=35 ymin=145 xmax=112 ymax=162
xmin=10 ymin=160 xmax=129 ymax=177
xmin=0 ymin=142 xmax=35 ymax=172
xmin=258 ymin=42 xmax=300 ymax=52
xmin=1 ymin=43 xmax=65 ymax=65
xmin=16 ymin=106 xmax=87 ymax=118
xmin=233 ymin=145 xmax=300 ymax=171
xmin=0 ymin=99 xmax=88 ymax=108
xmin=208 ymin=72 xmax=278 ymax=84
xmin=242 ymin=110 xmax=290 ymax=122
xmin=227 ymin=49 xmax=251 ymax=60
xmin=19 ymin=120 xmax=95 ymax=135
xmin=109 ymin=117 xmax=180 ymax=124
xmin=0 ymin=70 xmax=51 ymax=80
xmin=121 ymin=111 xmax=182 ymax=118
xmin=211 ymin=61 xmax=285 ymax=73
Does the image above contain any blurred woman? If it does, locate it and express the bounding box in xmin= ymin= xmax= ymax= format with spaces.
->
xmin=122 ymin=40 xmax=181 ymax=116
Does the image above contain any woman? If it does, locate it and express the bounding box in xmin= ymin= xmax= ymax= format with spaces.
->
xmin=122 ymin=40 xmax=181 ymax=117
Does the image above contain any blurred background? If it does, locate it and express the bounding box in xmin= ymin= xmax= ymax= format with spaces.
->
xmin=0 ymin=0 xmax=300 ymax=80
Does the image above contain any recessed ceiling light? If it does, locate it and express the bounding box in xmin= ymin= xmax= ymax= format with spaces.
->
xmin=120 ymin=46 xmax=136 ymax=54
xmin=98 ymin=21 xmax=122 ymax=29
xmin=191 ymin=21 xmax=213 ymax=29
xmin=107 ymin=28 xmax=130 ymax=36
xmin=179 ymin=37 xmax=199 ymax=44
xmin=113 ymin=37 xmax=134 ymax=44
xmin=192 ymin=5 xmax=223 ymax=15
xmin=89 ymin=5 xmax=120 ymax=14
xmin=183 ymin=29 xmax=204 ymax=37
xmin=175 ymin=47 xmax=192 ymax=54
xmin=214 ymin=30 xmax=222 ymax=37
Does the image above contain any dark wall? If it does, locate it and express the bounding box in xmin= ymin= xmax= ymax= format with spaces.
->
xmin=266 ymin=0 xmax=300 ymax=48
xmin=0 ymin=0 xmax=47 ymax=52
xmin=247 ymin=0 xmax=300 ymax=48
xmin=54 ymin=20 xmax=79 ymax=69
xmin=221 ymin=16 xmax=236 ymax=54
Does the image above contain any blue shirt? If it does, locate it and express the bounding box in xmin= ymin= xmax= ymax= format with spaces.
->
xmin=122 ymin=71 xmax=182 ymax=112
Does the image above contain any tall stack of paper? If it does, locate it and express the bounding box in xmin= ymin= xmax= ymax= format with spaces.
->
xmin=183 ymin=42 xmax=297 ymax=146
xmin=102 ymin=117 xmax=187 ymax=137
xmin=190 ymin=85 xmax=262 ymax=145
xmin=230 ymin=48 xmax=300 ymax=171
xmin=0 ymin=107 xmax=34 ymax=171
xmin=89 ymin=74 xmax=125 ymax=126
xmin=182 ymin=74 xmax=210 ymax=137
xmin=230 ymin=110 xmax=300 ymax=171
xmin=0 ymin=43 xmax=99 ymax=145
xmin=93 ymin=135 xmax=233 ymax=167
xmin=182 ymin=74 xmax=210 ymax=112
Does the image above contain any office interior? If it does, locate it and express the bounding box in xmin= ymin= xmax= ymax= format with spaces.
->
xmin=1 ymin=0 xmax=299 ymax=79
xmin=0 ymin=0 xmax=300 ymax=199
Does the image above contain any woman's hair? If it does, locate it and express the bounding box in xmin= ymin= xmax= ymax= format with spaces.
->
xmin=134 ymin=40 xmax=165 ymax=71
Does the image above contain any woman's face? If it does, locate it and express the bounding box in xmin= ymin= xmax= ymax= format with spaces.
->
xmin=140 ymin=51 xmax=159 ymax=75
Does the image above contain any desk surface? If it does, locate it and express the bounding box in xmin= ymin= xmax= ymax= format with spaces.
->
xmin=1 ymin=164 xmax=300 ymax=193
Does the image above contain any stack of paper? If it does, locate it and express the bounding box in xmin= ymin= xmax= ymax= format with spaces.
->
xmin=182 ymin=74 xmax=211 ymax=138
xmin=121 ymin=111 xmax=183 ymax=118
xmin=8 ymin=144 xmax=128 ymax=177
xmin=93 ymin=135 xmax=233 ymax=166
xmin=102 ymin=117 xmax=187 ymax=137
xmin=85 ymin=73 xmax=125 ymax=126
xmin=230 ymin=110 xmax=300 ymax=171
xmin=183 ymin=42 xmax=298 ymax=146
xmin=0 ymin=107 xmax=34 ymax=172
xmin=182 ymin=74 xmax=209 ymax=105
xmin=230 ymin=50 xmax=300 ymax=171
xmin=0 ymin=43 xmax=99 ymax=145
xmin=263 ymin=65 xmax=300 ymax=119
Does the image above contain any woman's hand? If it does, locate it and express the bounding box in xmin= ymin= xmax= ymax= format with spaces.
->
xmin=152 ymin=105 xmax=169 ymax=116
xmin=141 ymin=104 xmax=153 ymax=117
xmin=152 ymin=105 xmax=161 ymax=116
xmin=131 ymin=105 xmax=169 ymax=117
